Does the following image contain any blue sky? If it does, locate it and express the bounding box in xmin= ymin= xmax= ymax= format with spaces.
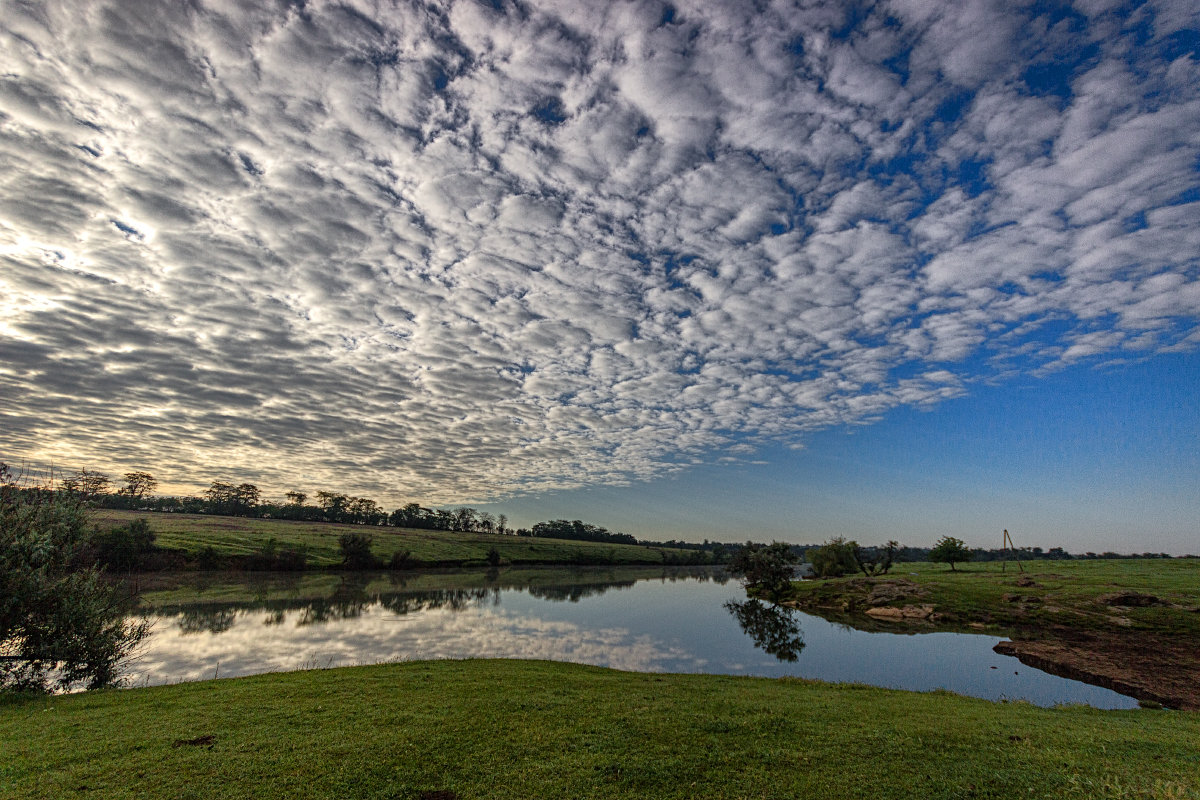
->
xmin=1 ymin=0 xmax=1198 ymax=552
xmin=494 ymin=349 xmax=1199 ymax=552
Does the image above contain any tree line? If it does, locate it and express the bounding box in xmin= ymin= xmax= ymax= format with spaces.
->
xmin=49 ymin=469 xmax=731 ymax=555
xmin=36 ymin=468 xmax=1197 ymax=561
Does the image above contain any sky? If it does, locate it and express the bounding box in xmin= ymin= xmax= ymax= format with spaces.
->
xmin=1 ymin=0 xmax=1198 ymax=552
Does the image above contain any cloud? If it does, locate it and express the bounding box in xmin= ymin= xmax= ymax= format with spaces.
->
xmin=1 ymin=0 xmax=1197 ymax=504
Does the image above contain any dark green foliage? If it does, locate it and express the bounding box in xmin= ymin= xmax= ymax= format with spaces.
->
xmin=338 ymin=532 xmax=378 ymax=570
xmin=724 ymin=599 xmax=805 ymax=661
xmin=486 ymin=546 xmax=501 ymax=567
xmin=196 ymin=545 xmax=222 ymax=570
xmin=93 ymin=518 xmax=156 ymax=571
xmin=0 ymin=465 xmax=148 ymax=692
xmin=727 ymin=541 xmax=798 ymax=599
xmin=389 ymin=549 xmax=415 ymax=569
xmin=930 ymin=536 xmax=972 ymax=571
xmin=856 ymin=540 xmax=899 ymax=576
xmin=529 ymin=519 xmax=637 ymax=545
xmin=246 ymin=537 xmax=307 ymax=571
xmin=807 ymin=537 xmax=860 ymax=578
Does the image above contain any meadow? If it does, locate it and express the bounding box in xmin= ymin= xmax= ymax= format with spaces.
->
xmin=91 ymin=509 xmax=696 ymax=568
xmin=787 ymin=558 xmax=1200 ymax=636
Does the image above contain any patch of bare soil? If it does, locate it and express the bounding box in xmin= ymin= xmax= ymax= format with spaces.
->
xmin=994 ymin=629 xmax=1200 ymax=710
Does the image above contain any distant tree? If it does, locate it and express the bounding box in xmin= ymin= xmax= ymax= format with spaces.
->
xmin=61 ymin=469 xmax=111 ymax=502
xmin=203 ymin=481 xmax=237 ymax=514
xmin=453 ymin=507 xmax=478 ymax=532
xmin=854 ymin=540 xmax=899 ymax=577
xmin=285 ymin=490 xmax=307 ymax=506
xmin=1 ymin=464 xmax=149 ymax=692
xmin=120 ymin=471 xmax=157 ymax=500
xmin=728 ymin=541 xmax=799 ymax=600
xmin=348 ymin=496 xmax=383 ymax=525
xmin=496 ymin=514 xmax=508 ymax=535
xmin=316 ymin=491 xmax=349 ymax=521
xmin=234 ymin=483 xmax=261 ymax=510
xmin=929 ymin=536 xmax=972 ymax=571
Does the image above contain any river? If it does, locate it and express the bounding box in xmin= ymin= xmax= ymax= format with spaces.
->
xmin=121 ymin=567 xmax=1139 ymax=708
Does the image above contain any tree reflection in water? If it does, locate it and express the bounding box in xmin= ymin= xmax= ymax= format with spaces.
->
xmin=723 ymin=599 xmax=805 ymax=662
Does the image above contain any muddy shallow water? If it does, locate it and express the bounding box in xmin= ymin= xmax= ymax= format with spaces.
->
xmin=122 ymin=567 xmax=1139 ymax=708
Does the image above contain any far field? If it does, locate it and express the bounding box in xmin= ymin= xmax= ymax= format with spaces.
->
xmin=91 ymin=509 xmax=697 ymax=568
xmin=786 ymin=558 xmax=1200 ymax=709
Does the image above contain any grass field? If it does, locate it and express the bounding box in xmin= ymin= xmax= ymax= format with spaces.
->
xmin=1 ymin=659 xmax=1197 ymax=800
xmin=788 ymin=558 xmax=1200 ymax=636
xmin=91 ymin=509 xmax=696 ymax=568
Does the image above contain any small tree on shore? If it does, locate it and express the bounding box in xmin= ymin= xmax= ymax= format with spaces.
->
xmin=930 ymin=536 xmax=972 ymax=571
xmin=807 ymin=537 xmax=860 ymax=578
xmin=1 ymin=464 xmax=148 ymax=692
xmin=728 ymin=541 xmax=799 ymax=601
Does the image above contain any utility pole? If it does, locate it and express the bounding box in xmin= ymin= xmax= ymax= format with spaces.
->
xmin=1001 ymin=529 xmax=1024 ymax=573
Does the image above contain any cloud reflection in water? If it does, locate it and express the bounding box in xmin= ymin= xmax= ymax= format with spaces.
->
xmin=128 ymin=601 xmax=698 ymax=686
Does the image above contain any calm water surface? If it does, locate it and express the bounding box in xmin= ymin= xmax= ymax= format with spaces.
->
xmin=124 ymin=568 xmax=1138 ymax=708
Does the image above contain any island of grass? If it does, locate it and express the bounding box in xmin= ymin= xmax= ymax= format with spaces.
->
xmin=784 ymin=558 xmax=1200 ymax=710
xmin=91 ymin=509 xmax=705 ymax=569
xmin=2 ymin=659 xmax=1197 ymax=800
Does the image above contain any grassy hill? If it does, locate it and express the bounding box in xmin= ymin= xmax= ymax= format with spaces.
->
xmin=91 ymin=509 xmax=698 ymax=568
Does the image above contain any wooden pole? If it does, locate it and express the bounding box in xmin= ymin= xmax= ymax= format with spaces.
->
xmin=1002 ymin=529 xmax=1024 ymax=573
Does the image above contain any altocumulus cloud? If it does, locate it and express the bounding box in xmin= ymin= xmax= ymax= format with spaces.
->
xmin=1 ymin=0 xmax=1198 ymax=504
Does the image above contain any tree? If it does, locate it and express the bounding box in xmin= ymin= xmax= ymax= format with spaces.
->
xmin=203 ymin=481 xmax=237 ymax=514
xmin=234 ymin=483 xmax=261 ymax=511
xmin=316 ymin=491 xmax=349 ymax=521
xmin=727 ymin=541 xmax=799 ymax=600
xmin=807 ymin=537 xmax=860 ymax=578
xmin=61 ymin=469 xmax=111 ymax=502
xmin=930 ymin=536 xmax=972 ymax=571
xmin=285 ymin=491 xmax=307 ymax=506
xmin=0 ymin=464 xmax=148 ymax=692
xmin=120 ymin=471 xmax=157 ymax=500
xmin=338 ymin=532 xmax=377 ymax=569
xmin=855 ymin=540 xmax=899 ymax=577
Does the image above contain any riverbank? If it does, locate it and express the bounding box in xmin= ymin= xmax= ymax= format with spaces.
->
xmin=2 ymin=659 xmax=1197 ymax=800
xmin=92 ymin=510 xmax=703 ymax=569
xmin=785 ymin=559 xmax=1200 ymax=710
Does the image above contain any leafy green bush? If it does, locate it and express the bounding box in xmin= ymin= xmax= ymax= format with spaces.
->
xmin=92 ymin=517 xmax=156 ymax=570
xmin=728 ymin=541 xmax=799 ymax=600
xmin=807 ymin=537 xmax=861 ymax=578
xmin=339 ymin=532 xmax=377 ymax=570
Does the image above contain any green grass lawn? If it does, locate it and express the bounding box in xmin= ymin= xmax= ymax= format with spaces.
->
xmin=91 ymin=510 xmax=695 ymax=568
xmin=1 ymin=660 xmax=1197 ymax=800
xmin=790 ymin=558 xmax=1200 ymax=636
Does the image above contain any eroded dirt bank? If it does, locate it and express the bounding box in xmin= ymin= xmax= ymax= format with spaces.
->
xmin=994 ymin=629 xmax=1200 ymax=710
xmin=786 ymin=574 xmax=1200 ymax=710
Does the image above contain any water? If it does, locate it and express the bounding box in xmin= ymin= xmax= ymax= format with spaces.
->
xmin=122 ymin=568 xmax=1139 ymax=708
